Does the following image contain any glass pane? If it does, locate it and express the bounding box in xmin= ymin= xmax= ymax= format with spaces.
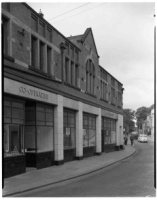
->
xmin=25 ymin=110 xmax=35 ymax=122
xmin=83 ymin=129 xmax=88 ymax=147
xmin=4 ymin=125 xmax=24 ymax=156
xmin=68 ymin=116 xmax=75 ymax=127
xmin=64 ymin=115 xmax=68 ymax=126
xmin=37 ymin=111 xmax=45 ymax=122
xmin=12 ymin=102 xmax=23 ymax=109
xmin=37 ymin=126 xmax=53 ymax=152
xmin=105 ymin=130 xmax=111 ymax=144
xmin=12 ymin=119 xmax=24 ymax=124
xmin=111 ymin=130 xmax=116 ymax=143
xmin=4 ymin=100 xmax=11 ymax=106
xmin=46 ymin=121 xmax=53 ymax=126
xmin=46 ymin=112 xmax=53 ymax=122
xmin=89 ymin=117 xmax=92 ymax=129
xmin=46 ymin=108 xmax=53 ymax=114
xmin=4 ymin=107 xmax=11 ymax=118
xmin=12 ymin=108 xmax=24 ymax=119
xmin=25 ymin=126 xmax=36 ymax=152
xmin=4 ymin=124 xmax=9 ymax=155
xmin=83 ymin=115 xmax=88 ymax=128
xmin=25 ymin=121 xmax=36 ymax=125
xmin=64 ymin=127 xmax=75 ymax=149
xmin=37 ymin=106 xmax=45 ymax=112
xmin=89 ymin=129 xmax=96 ymax=146
xmin=4 ymin=118 xmax=11 ymax=123
xmin=36 ymin=121 xmax=45 ymax=125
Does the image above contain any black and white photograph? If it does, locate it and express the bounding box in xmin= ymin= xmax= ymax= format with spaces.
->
xmin=2 ymin=0 xmax=156 ymax=197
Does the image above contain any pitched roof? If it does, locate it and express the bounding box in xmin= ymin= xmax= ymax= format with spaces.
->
xmin=67 ymin=28 xmax=99 ymax=57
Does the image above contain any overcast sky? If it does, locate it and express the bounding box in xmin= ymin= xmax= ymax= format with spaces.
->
xmin=27 ymin=1 xmax=155 ymax=111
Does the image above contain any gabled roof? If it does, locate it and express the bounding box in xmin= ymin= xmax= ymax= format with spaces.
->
xmin=68 ymin=28 xmax=99 ymax=57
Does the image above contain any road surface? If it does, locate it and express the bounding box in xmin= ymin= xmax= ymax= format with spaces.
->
xmin=13 ymin=139 xmax=156 ymax=197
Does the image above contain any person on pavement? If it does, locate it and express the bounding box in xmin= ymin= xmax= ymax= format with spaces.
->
xmin=124 ymin=135 xmax=128 ymax=145
xmin=130 ymin=134 xmax=134 ymax=146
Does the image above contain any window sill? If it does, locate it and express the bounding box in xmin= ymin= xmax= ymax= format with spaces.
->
xmin=29 ymin=65 xmax=62 ymax=83
xmin=64 ymin=82 xmax=80 ymax=91
xmin=4 ymin=153 xmax=24 ymax=157
xmin=3 ymin=54 xmax=15 ymax=62
xmin=85 ymin=92 xmax=97 ymax=98
xmin=100 ymin=98 xmax=108 ymax=103
xmin=111 ymin=102 xmax=116 ymax=106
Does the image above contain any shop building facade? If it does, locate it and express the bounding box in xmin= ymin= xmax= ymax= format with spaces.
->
xmin=2 ymin=3 xmax=124 ymax=178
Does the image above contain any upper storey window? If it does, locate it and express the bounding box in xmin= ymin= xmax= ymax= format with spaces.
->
xmin=2 ymin=16 xmax=9 ymax=55
xmin=86 ymin=59 xmax=95 ymax=95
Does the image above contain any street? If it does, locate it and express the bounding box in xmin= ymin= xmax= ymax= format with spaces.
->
xmin=13 ymin=139 xmax=156 ymax=197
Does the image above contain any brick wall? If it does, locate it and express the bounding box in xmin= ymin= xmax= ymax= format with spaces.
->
xmin=12 ymin=23 xmax=30 ymax=64
xmin=10 ymin=3 xmax=31 ymax=28
xmin=79 ymin=31 xmax=99 ymax=96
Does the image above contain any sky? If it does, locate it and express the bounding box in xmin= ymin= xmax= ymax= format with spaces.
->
xmin=27 ymin=1 xmax=155 ymax=111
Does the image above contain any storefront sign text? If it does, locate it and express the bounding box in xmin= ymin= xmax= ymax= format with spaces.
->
xmin=19 ymin=86 xmax=48 ymax=100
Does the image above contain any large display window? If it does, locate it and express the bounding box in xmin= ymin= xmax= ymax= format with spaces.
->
xmin=83 ymin=114 xmax=96 ymax=147
xmin=102 ymin=118 xmax=116 ymax=144
xmin=25 ymin=102 xmax=54 ymax=153
xmin=63 ymin=110 xmax=76 ymax=149
xmin=4 ymin=99 xmax=25 ymax=157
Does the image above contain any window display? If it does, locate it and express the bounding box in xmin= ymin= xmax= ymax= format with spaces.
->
xmin=25 ymin=103 xmax=54 ymax=152
xmin=4 ymin=99 xmax=25 ymax=157
xmin=102 ymin=118 xmax=116 ymax=144
xmin=83 ymin=114 xmax=96 ymax=147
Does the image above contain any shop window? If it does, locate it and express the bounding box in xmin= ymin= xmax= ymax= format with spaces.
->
xmin=2 ymin=16 xmax=9 ymax=55
xmin=4 ymin=125 xmax=24 ymax=156
xmin=4 ymin=99 xmax=25 ymax=157
xmin=25 ymin=103 xmax=54 ymax=153
xmin=64 ymin=110 xmax=76 ymax=149
xmin=4 ymin=99 xmax=24 ymax=125
xmin=102 ymin=118 xmax=116 ymax=144
xmin=83 ymin=114 xmax=96 ymax=147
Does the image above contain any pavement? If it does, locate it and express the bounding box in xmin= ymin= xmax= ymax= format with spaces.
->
xmin=3 ymin=144 xmax=136 ymax=197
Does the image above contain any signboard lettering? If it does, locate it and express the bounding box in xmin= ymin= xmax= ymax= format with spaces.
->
xmin=19 ymin=86 xmax=48 ymax=100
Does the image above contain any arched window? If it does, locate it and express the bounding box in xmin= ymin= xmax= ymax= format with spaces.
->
xmin=86 ymin=59 xmax=95 ymax=95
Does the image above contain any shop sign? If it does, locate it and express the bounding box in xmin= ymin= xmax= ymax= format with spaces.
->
xmin=4 ymin=78 xmax=58 ymax=104
xmin=66 ymin=128 xmax=70 ymax=136
xmin=19 ymin=86 xmax=48 ymax=100
xmin=102 ymin=110 xmax=118 ymax=119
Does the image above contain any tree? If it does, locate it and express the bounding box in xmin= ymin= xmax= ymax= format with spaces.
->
xmin=123 ymin=109 xmax=135 ymax=133
xmin=135 ymin=106 xmax=150 ymax=129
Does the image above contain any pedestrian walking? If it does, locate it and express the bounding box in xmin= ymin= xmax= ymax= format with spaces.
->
xmin=124 ymin=135 xmax=128 ymax=145
xmin=130 ymin=135 xmax=134 ymax=146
